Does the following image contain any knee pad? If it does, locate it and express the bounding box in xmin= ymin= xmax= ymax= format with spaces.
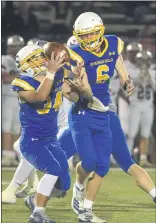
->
xmin=13 ymin=138 xmax=20 ymax=152
xmin=13 ymin=138 xmax=22 ymax=160
xmin=95 ymin=164 xmax=110 ymax=178
xmin=81 ymin=158 xmax=97 ymax=173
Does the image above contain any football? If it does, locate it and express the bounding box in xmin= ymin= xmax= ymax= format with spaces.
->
xmin=43 ymin=42 xmax=70 ymax=63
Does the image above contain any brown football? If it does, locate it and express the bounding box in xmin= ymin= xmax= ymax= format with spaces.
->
xmin=43 ymin=42 xmax=70 ymax=63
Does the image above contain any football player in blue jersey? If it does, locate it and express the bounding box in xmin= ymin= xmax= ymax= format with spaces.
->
xmin=2 ymin=41 xmax=49 ymax=204
xmin=62 ymin=12 xmax=155 ymax=222
xmin=10 ymin=35 xmax=155 ymax=223
xmin=11 ymin=44 xmax=71 ymax=223
xmin=62 ymin=12 xmax=133 ymax=223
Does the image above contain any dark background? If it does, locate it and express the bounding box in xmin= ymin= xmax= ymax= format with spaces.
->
xmin=1 ymin=1 xmax=156 ymax=55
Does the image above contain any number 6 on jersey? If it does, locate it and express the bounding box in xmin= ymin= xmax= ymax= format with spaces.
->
xmin=96 ymin=64 xmax=110 ymax=83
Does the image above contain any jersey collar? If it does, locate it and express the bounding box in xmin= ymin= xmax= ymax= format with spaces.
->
xmin=89 ymin=37 xmax=108 ymax=57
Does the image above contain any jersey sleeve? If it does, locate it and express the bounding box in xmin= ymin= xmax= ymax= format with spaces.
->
xmin=11 ymin=78 xmax=35 ymax=92
xmin=64 ymin=45 xmax=84 ymax=71
xmin=117 ymin=37 xmax=124 ymax=55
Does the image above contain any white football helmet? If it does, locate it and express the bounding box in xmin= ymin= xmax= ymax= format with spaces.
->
xmin=26 ymin=38 xmax=39 ymax=46
xmin=126 ymin=42 xmax=143 ymax=63
xmin=73 ymin=12 xmax=105 ymax=51
xmin=7 ymin=35 xmax=25 ymax=47
xmin=136 ymin=50 xmax=153 ymax=69
xmin=16 ymin=45 xmax=47 ymax=77
xmin=126 ymin=42 xmax=143 ymax=52
xmin=7 ymin=35 xmax=25 ymax=57
xmin=35 ymin=40 xmax=48 ymax=48
xmin=67 ymin=36 xmax=78 ymax=47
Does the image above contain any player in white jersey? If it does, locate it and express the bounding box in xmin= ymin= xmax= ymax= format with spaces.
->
xmin=58 ymin=97 xmax=72 ymax=130
xmin=127 ymin=50 xmax=155 ymax=167
xmin=109 ymin=70 xmax=120 ymax=105
xmin=2 ymin=35 xmax=25 ymax=166
xmin=118 ymin=42 xmax=143 ymax=136
xmin=2 ymin=55 xmax=21 ymax=166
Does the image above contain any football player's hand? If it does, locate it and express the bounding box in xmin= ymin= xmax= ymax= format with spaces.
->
xmin=45 ymin=51 xmax=65 ymax=73
xmin=65 ymin=77 xmax=83 ymax=90
xmin=71 ymin=61 xmax=84 ymax=79
xmin=65 ymin=61 xmax=84 ymax=89
xmin=65 ymin=76 xmax=88 ymax=94
xmin=123 ymin=78 xmax=134 ymax=96
xmin=76 ymin=61 xmax=84 ymax=78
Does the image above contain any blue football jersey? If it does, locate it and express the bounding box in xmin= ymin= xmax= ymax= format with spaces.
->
xmin=11 ymin=68 xmax=66 ymax=138
xmin=66 ymin=35 xmax=124 ymax=106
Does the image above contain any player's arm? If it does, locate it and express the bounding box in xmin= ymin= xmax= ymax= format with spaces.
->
xmin=115 ymin=55 xmax=134 ymax=96
xmin=64 ymin=45 xmax=84 ymax=72
xmin=18 ymin=77 xmax=54 ymax=103
xmin=74 ymin=62 xmax=93 ymax=101
xmin=116 ymin=37 xmax=134 ymax=96
xmin=18 ymin=52 xmax=65 ymax=103
xmin=62 ymin=63 xmax=93 ymax=102
xmin=62 ymin=80 xmax=76 ymax=102
xmin=115 ymin=37 xmax=134 ymax=96
xmin=63 ymin=46 xmax=93 ymax=101
xmin=115 ymin=55 xmax=129 ymax=84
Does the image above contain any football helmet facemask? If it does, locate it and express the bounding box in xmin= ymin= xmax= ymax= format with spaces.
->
xmin=16 ymin=45 xmax=47 ymax=77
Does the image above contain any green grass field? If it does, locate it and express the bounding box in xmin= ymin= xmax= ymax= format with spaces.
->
xmin=2 ymin=168 xmax=156 ymax=223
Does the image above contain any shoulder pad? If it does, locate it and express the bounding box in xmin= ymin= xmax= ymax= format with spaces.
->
xmin=11 ymin=77 xmax=35 ymax=92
